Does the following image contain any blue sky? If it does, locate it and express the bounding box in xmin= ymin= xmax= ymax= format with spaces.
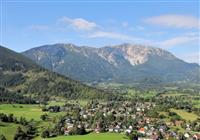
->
xmin=1 ymin=0 xmax=199 ymax=64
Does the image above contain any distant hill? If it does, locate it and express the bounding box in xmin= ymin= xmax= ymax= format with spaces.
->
xmin=0 ymin=46 xmax=113 ymax=102
xmin=23 ymin=43 xmax=200 ymax=85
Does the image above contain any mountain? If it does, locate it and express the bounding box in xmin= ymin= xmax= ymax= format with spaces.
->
xmin=23 ymin=43 xmax=200 ymax=85
xmin=0 ymin=46 xmax=113 ymax=103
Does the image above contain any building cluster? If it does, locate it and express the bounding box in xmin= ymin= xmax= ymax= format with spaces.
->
xmin=47 ymin=100 xmax=200 ymax=140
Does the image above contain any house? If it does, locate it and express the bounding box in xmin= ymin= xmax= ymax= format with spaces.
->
xmin=145 ymin=118 xmax=150 ymax=124
xmin=186 ymin=124 xmax=191 ymax=131
xmin=129 ymin=125 xmax=133 ymax=130
xmin=108 ymin=128 xmax=114 ymax=132
xmin=138 ymin=138 xmax=153 ymax=140
xmin=108 ymin=125 xmax=114 ymax=132
xmin=64 ymin=128 xmax=70 ymax=135
xmin=64 ymin=127 xmax=73 ymax=135
xmin=137 ymin=107 xmax=141 ymax=112
xmin=193 ymin=134 xmax=200 ymax=140
xmin=146 ymin=130 xmax=153 ymax=136
xmin=184 ymin=133 xmax=190 ymax=139
xmin=114 ymin=125 xmax=121 ymax=133
xmin=174 ymin=120 xmax=183 ymax=126
xmin=138 ymin=127 xmax=145 ymax=134
xmin=165 ymin=122 xmax=172 ymax=126
xmin=94 ymin=122 xmax=101 ymax=133
xmin=83 ymin=114 xmax=87 ymax=119
xmin=125 ymin=129 xmax=132 ymax=134
xmin=84 ymin=123 xmax=89 ymax=129
xmin=150 ymin=133 xmax=159 ymax=140
xmin=66 ymin=123 xmax=74 ymax=129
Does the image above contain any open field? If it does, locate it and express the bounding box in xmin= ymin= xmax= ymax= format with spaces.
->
xmin=46 ymin=133 xmax=128 ymax=140
xmin=48 ymin=100 xmax=89 ymax=107
xmin=67 ymin=100 xmax=89 ymax=106
xmin=160 ymin=93 xmax=186 ymax=97
xmin=192 ymin=100 xmax=200 ymax=108
xmin=48 ymin=101 xmax=66 ymax=106
xmin=126 ymin=89 xmax=156 ymax=99
xmin=0 ymin=122 xmax=20 ymax=140
xmin=0 ymin=104 xmax=43 ymax=121
xmin=0 ymin=104 xmax=65 ymax=121
xmin=170 ymin=109 xmax=199 ymax=121
xmin=0 ymin=104 xmax=65 ymax=140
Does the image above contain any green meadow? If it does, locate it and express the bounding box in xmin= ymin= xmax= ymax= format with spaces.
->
xmin=0 ymin=104 xmax=65 ymax=121
xmin=192 ymin=100 xmax=200 ymax=108
xmin=0 ymin=122 xmax=20 ymax=140
xmin=0 ymin=104 xmax=43 ymax=121
xmin=170 ymin=108 xmax=199 ymax=121
xmin=46 ymin=133 xmax=128 ymax=140
xmin=0 ymin=123 xmax=127 ymax=140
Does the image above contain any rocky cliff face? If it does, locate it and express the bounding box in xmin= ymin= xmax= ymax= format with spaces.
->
xmin=97 ymin=44 xmax=176 ymax=66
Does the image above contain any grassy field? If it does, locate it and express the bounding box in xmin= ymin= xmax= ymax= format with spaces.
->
xmin=48 ymin=100 xmax=89 ymax=107
xmin=127 ymin=89 xmax=156 ymax=99
xmin=0 ymin=104 xmax=65 ymax=121
xmin=0 ymin=122 xmax=20 ymax=140
xmin=192 ymin=100 xmax=200 ymax=108
xmin=160 ymin=93 xmax=185 ymax=97
xmin=46 ymin=133 xmax=128 ymax=140
xmin=0 ymin=104 xmax=65 ymax=140
xmin=48 ymin=101 xmax=66 ymax=106
xmin=170 ymin=109 xmax=199 ymax=121
xmin=0 ymin=104 xmax=44 ymax=121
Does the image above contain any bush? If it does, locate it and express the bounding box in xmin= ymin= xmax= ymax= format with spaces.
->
xmin=41 ymin=129 xmax=50 ymax=138
xmin=40 ymin=114 xmax=48 ymax=121
xmin=0 ymin=134 xmax=6 ymax=140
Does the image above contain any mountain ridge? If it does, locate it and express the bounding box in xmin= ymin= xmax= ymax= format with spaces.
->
xmin=23 ymin=43 xmax=200 ymax=84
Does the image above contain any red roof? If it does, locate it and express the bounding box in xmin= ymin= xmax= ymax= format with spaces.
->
xmin=139 ymin=128 xmax=145 ymax=131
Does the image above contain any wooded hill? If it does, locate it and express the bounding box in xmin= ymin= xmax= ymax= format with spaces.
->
xmin=0 ymin=46 xmax=118 ymax=103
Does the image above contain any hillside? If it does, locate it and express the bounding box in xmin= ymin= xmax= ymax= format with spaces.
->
xmin=23 ymin=43 xmax=200 ymax=84
xmin=0 ymin=46 xmax=113 ymax=103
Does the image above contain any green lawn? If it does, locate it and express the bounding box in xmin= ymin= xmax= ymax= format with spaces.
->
xmin=46 ymin=133 xmax=128 ymax=140
xmin=0 ymin=122 xmax=19 ymax=140
xmin=170 ymin=109 xmax=199 ymax=121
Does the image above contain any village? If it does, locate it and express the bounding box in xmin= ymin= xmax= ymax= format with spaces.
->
xmin=40 ymin=97 xmax=200 ymax=140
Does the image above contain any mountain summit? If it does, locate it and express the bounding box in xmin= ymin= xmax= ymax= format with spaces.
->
xmin=23 ymin=43 xmax=200 ymax=84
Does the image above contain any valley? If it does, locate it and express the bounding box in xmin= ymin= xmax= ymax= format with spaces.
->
xmin=0 ymin=46 xmax=199 ymax=140
xmin=1 ymin=0 xmax=200 ymax=139
xmin=0 ymin=91 xmax=200 ymax=140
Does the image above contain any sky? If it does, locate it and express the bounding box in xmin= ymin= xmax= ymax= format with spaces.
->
xmin=1 ymin=0 xmax=199 ymax=64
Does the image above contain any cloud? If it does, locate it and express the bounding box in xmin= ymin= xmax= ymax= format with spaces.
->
xmin=88 ymin=31 xmax=143 ymax=42
xmin=28 ymin=25 xmax=49 ymax=30
xmin=122 ymin=22 xmax=129 ymax=28
xmin=158 ymin=33 xmax=199 ymax=48
xmin=145 ymin=14 xmax=199 ymax=29
xmin=136 ymin=26 xmax=145 ymax=30
xmin=59 ymin=17 xmax=97 ymax=31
